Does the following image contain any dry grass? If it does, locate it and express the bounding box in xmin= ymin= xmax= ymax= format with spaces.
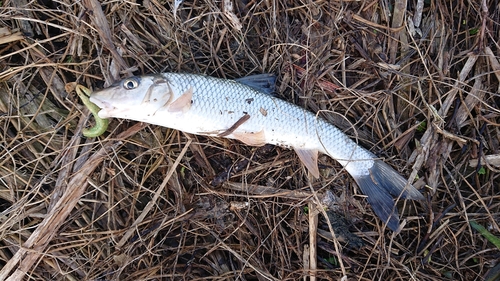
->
xmin=0 ymin=0 xmax=499 ymax=280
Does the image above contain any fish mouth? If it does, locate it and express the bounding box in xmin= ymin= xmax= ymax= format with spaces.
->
xmin=89 ymin=95 xmax=111 ymax=109
xmin=89 ymin=96 xmax=114 ymax=119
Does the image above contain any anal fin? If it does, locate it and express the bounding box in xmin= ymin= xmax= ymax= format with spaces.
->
xmin=294 ymin=148 xmax=320 ymax=178
xmin=168 ymin=87 xmax=193 ymax=113
xmin=232 ymin=130 xmax=266 ymax=146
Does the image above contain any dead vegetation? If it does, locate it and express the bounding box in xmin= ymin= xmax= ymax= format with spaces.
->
xmin=0 ymin=0 xmax=499 ymax=280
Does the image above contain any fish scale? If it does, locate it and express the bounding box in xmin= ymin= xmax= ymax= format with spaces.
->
xmin=90 ymin=72 xmax=424 ymax=231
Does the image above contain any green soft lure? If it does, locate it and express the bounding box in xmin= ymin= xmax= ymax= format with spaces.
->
xmin=76 ymin=84 xmax=109 ymax=137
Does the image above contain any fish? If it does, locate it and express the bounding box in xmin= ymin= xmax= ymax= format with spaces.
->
xmin=90 ymin=73 xmax=424 ymax=231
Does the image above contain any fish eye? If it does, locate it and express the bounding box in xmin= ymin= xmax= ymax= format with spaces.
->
xmin=122 ymin=77 xmax=140 ymax=90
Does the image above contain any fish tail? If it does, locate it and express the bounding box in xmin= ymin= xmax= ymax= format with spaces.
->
xmin=353 ymin=160 xmax=424 ymax=231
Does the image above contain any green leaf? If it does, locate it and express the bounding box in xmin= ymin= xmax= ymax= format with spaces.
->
xmin=326 ymin=256 xmax=338 ymax=265
xmin=470 ymin=221 xmax=500 ymax=249
xmin=478 ymin=166 xmax=486 ymax=175
xmin=469 ymin=28 xmax=479 ymax=35
xmin=416 ymin=121 xmax=427 ymax=132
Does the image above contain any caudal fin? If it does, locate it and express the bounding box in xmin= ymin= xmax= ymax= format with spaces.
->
xmin=353 ymin=160 xmax=424 ymax=231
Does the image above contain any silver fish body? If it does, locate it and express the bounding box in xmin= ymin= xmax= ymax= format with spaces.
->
xmin=90 ymin=73 xmax=424 ymax=231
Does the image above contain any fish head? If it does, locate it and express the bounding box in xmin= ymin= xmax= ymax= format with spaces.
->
xmin=90 ymin=75 xmax=174 ymax=119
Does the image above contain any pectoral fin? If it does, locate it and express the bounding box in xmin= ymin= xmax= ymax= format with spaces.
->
xmin=168 ymin=87 xmax=193 ymax=113
xmin=232 ymin=130 xmax=266 ymax=146
xmin=293 ymin=148 xmax=320 ymax=178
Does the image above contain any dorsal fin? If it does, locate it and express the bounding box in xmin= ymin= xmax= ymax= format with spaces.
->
xmin=235 ymin=74 xmax=276 ymax=95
